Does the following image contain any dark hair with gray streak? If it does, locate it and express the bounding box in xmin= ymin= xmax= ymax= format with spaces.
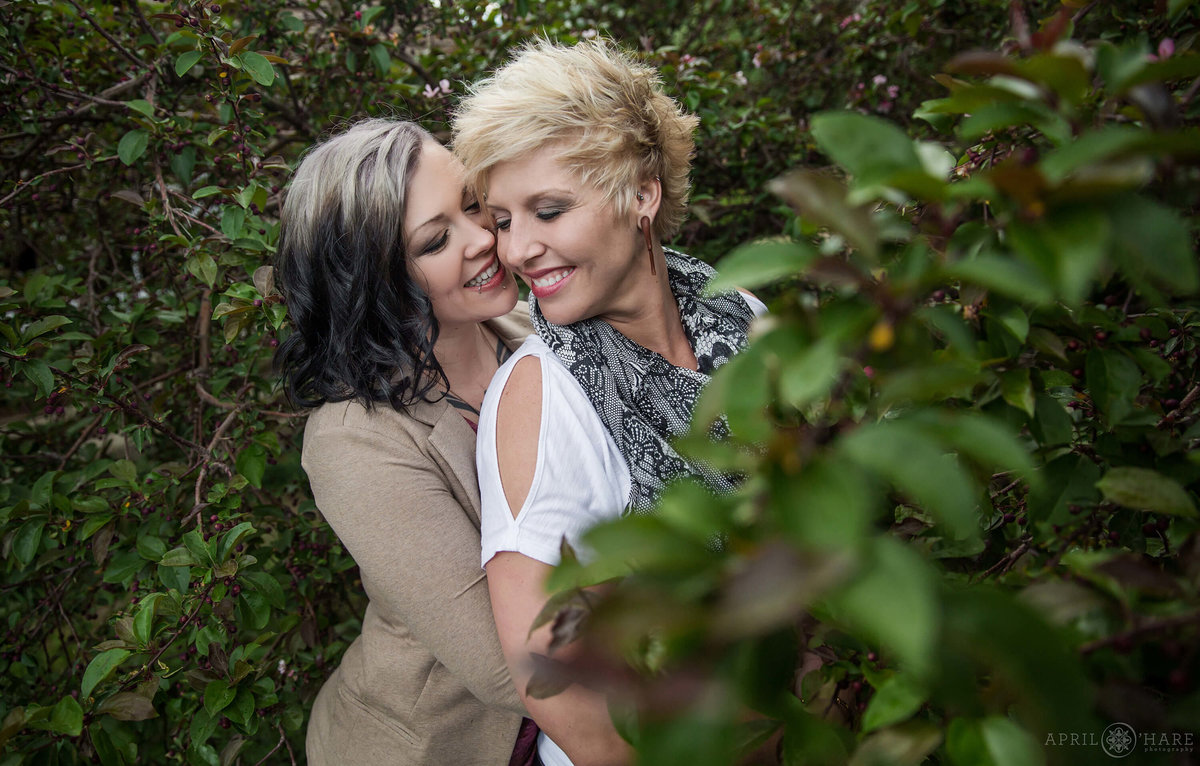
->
xmin=273 ymin=118 xmax=447 ymax=410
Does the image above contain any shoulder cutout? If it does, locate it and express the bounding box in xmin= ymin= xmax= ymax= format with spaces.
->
xmin=495 ymin=355 xmax=543 ymax=520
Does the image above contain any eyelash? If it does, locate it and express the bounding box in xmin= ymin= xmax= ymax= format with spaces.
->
xmin=420 ymin=230 xmax=449 ymax=255
xmin=492 ymin=209 xmax=562 ymax=233
xmin=418 ymin=201 xmax=482 ymax=255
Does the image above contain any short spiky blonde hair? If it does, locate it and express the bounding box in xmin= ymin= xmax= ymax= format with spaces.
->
xmin=452 ymin=38 xmax=700 ymax=240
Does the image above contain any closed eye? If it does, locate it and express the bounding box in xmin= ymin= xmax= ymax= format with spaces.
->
xmin=536 ymin=209 xmax=563 ymax=221
xmin=493 ymin=217 xmax=511 ymax=232
xmin=418 ymin=229 xmax=449 ymax=256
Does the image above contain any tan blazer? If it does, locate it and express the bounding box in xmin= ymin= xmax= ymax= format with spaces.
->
xmin=303 ymin=308 xmax=531 ymax=765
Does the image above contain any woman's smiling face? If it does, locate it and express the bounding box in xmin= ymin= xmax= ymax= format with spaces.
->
xmin=486 ymin=148 xmax=645 ymax=327
xmin=403 ymin=141 xmax=517 ymax=328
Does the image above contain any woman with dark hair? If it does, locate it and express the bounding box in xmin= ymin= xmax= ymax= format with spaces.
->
xmin=454 ymin=40 xmax=765 ymax=766
xmin=273 ymin=118 xmax=535 ymax=765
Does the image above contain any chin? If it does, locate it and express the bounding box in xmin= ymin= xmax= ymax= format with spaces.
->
xmin=539 ymin=303 xmax=586 ymax=327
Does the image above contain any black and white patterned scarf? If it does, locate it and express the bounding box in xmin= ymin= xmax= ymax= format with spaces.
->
xmin=530 ymin=248 xmax=755 ymax=513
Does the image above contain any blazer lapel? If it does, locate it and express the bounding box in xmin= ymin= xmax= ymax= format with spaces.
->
xmin=426 ymin=403 xmax=483 ymax=527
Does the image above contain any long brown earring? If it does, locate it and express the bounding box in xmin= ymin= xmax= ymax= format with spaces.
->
xmin=639 ymin=216 xmax=656 ymax=276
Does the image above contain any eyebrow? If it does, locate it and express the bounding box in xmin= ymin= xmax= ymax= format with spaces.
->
xmin=488 ymin=188 xmax=575 ymax=209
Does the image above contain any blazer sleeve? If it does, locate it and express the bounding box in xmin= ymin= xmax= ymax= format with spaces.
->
xmin=302 ymin=415 xmax=526 ymax=716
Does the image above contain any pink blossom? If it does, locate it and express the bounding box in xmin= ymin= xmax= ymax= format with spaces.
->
xmin=877 ymin=100 xmax=893 ymax=113
xmin=863 ymin=365 xmax=875 ymax=379
xmin=872 ymin=74 xmax=887 ymax=86
xmin=422 ymin=83 xmax=438 ymax=99
xmin=439 ymin=78 xmax=451 ymax=93
xmin=887 ymin=85 xmax=899 ymax=98
xmin=752 ymin=51 xmax=762 ymax=69
xmin=1158 ymin=38 xmax=1175 ymax=59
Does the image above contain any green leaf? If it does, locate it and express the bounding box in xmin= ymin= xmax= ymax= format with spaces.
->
xmin=1085 ymin=349 xmax=1142 ymax=426
xmin=13 ymin=518 xmax=45 ymax=567
xmin=1030 ymin=394 xmax=1073 ymax=449
xmin=220 ymin=206 xmax=246 ymax=240
xmin=19 ymin=358 xmax=55 ymax=397
xmin=826 ymin=537 xmax=939 ymax=679
xmin=861 ymin=673 xmax=927 ymax=733
xmin=768 ymin=170 xmax=879 ymax=259
xmin=183 ymin=528 xmax=213 ymax=565
xmin=204 ymin=680 xmax=237 ymax=716
xmin=239 ymin=51 xmax=275 ymax=86
xmin=187 ymin=252 xmax=219 ymax=287
xmin=226 ymin=687 xmax=255 ymax=727
xmin=126 ymin=99 xmax=154 ymax=118
xmin=980 ymin=717 xmax=1045 ymax=766
xmin=779 ymin=338 xmax=842 ymax=410
xmin=117 ymin=129 xmax=149 ymax=166
xmin=21 ymin=314 xmax=72 ymax=343
xmin=238 ymin=588 xmax=271 ymax=630
xmin=944 ymin=255 xmax=1054 ymax=305
xmin=839 ymin=419 xmax=980 ymax=540
xmin=850 ymin=721 xmax=943 ymax=766
xmin=48 ymin=696 xmax=83 ymax=737
xmin=109 ymin=459 xmax=137 ymax=482
xmin=82 ymin=649 xmax=131 ymax=699
xmin=1109 ymin=195 xmax=1199 ymax=294
xmin=171 ymin=145 xmax=197 ymax=186
xmin=190 ymin=707 xmax=218 ymax=748
xmin=175 ymin=50 xmax=203 ymax=77
xmin=136 ymin=533 xmax=166 ymax=561
xmin=160 ymin=546 xmax=199 ymax=567
xmin=772 ymin=458 xmax=873 ymax=550
xmin=706 ymin=239 xmax=815 ymax=295
xmin=217 ymin=521 xmax=256 ymax=562
xmin=158 ymin=562 xmax=191 ymax=593
xmin=103 ymin=549 xmax=144 ymax=585
xmin=913 ymin=411 xmax=1039 ymax=490
xmin=194 ymin=185 xmax=224 ymax=199
xmin=810 ymin=111 xmax=923 ymax=187
xmin=1000 ymin=369 xmax=1035 ymax=417
xmin=95 ymin=692 xmax=158 ymax=722
xmin=243 ymin=571 xmax=285 ymax=609
xmin=1008 ymin=209 xmax=1110 ymax=306
xmin=235 ymin=445 xmax=267 ymax=489
xmin=1097 ymin=467 xmax=1197 ymax=517
xmin=1040 ymin=126 xmax=1145 ymax=184
xmin=369 ymin=43 xmax=391 ymax=76
xmin=132 ymin=602 xmax=155 ymax=646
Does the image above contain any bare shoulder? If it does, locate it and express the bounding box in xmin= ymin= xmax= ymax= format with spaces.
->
xmin=495 ymin=356 xmax=543 ymax=519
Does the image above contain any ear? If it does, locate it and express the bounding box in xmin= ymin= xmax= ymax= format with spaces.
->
xmin=634 ymin=176 xmax=662 ymax=225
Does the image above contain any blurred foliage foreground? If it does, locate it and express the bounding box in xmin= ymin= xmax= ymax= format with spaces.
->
xmin=3 ymin=0 xmax=1200 ymax=765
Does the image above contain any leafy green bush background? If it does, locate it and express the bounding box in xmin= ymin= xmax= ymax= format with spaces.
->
xmin=2 ymin=1 xmax=1199 ymax=764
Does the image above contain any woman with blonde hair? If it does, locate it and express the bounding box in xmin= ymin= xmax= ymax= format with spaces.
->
xmin=454 ymin=39 xmax=766 ymax=766
xmin=273 ymin=118 xmax=540 ymax=765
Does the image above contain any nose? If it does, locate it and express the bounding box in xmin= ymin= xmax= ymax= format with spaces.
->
xmin=465 ymin=219 xmax=495 ymax=262
xmin=498 ymin=216 xmax=542 ymax=273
